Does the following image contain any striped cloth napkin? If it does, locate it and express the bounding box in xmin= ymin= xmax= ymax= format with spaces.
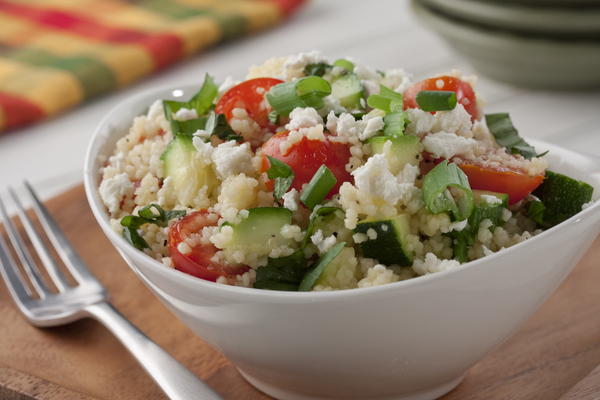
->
xmin=0 ymin=0 xmax=305 ymax=133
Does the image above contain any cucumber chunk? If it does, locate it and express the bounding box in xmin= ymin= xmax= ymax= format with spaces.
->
xmin=355 ymin=214 xmax=413 ymax=266
xmin=529 ymin=170 xmax=593 ymax=228
xmin=161 ymin=135 xmax=217 ymax=207
xmin=230 ymin=207 xmax=293 ymax=249
xmin=331 ymin=73 xmax=364 ymax=109
xmin=368 ymin=136 xmax=420 ymax=174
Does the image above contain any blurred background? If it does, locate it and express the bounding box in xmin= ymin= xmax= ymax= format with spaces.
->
xmin=1 ymin=0 xmax=599 ymax=206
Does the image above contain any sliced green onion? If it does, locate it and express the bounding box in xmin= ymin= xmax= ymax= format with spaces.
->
xmin=304 ymin=63 xmax=331 ymax=77
xmin=266 ymin=156 xmax=295 ymax=201
xmin=299 ymin=242 xmax=346 ymax=291
xmin=383 ymin=112 xmax=408 ymax=137
xmin=332 ymin=58 xmax=354 ymax=72
xmin=266 ymin=76 xmax=332 ymax=116
xmin=366 ymin=84 xmax=403 ymax=113
xmin=300 ymin=165 xmax=337 ymax=210
xmin=486 ymin=113 xmax=540 ymax=160
xmin=416 ymin=90 xmax=457 ymax=112
xmin=422 ymin=160 xmax=473 ymax=221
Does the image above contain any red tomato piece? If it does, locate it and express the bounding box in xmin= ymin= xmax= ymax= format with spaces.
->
xmin=168 ymin=210 xmax=248 ymax=282
xmin=458 ymin=163 xmax=544 ymax=205
xmin=403 ymin=75 xmax=480 ymax=120
xmin=261 ymin=131 xmax=352 ymax=197
xmin=215 ymin=77 xmax=283 ymax=129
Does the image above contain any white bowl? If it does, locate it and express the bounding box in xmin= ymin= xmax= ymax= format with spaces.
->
xmin=84 ymin=84 xmax=600 ymax=400
xmin=412 ymin=0 xmax=600 ymax=90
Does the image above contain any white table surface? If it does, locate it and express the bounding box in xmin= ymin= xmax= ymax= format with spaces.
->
xmin=1 ymin=0 xmax=600 ymax=208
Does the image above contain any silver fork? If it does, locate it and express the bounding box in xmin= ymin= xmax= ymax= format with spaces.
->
xmin=0 ymin=182 xmax=222 ymax=400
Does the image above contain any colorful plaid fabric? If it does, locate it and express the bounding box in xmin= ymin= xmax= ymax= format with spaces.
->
xmin=0 ymin=0 xmax=305 ymax=133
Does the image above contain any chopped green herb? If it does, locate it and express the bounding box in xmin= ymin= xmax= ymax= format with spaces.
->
xmin=121 ymin=204 xmax=186 ymax=250
xmin=422 ymin=160 xmax=473 ymax=221
xmin=383 ymin=112 xmax=408 ymax=137
xmin=304 ymin=62 xmax=331 ymax=77
xmin=366 ymin=84 xmax=403 ymax=113
xmin=485 ymin=113 xmax=543 ymax=160
xmin=416 ymin=90 xmax=457 ymax=112
xmin=204 ymin=111 xmax=242 ymax=142
xmin=266 ymin=156 xmax=295 ymax=201
xmin=266 ymin=76 xmax=332 ymax=117
xmin=253 ymin=250 xmax=309 ymax=291
xmin=300 ymin=165 xmax=337 ymax=210
xmin=299 ymin=242 xmax=346 ymax=291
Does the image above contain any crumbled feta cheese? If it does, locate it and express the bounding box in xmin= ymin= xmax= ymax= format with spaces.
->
xmin=352 ymin=154 xmax=414 ymax=205
xmin=218 ymin=76 xmax=239 ymax=95
xmin=282 ymin=188 xmax=299 ymax=212
xmin=285 ymin=107 xmax=323 ymax=131
xmin=412 ymin=252 xmax=461 ymax=275
xmin=173 ymin=107 xmax=198 ymax=121
xmin=422 ymin=132 xmax=477 ymax=159
xmin=310 ymin=229 xmax=337 ymax=254
xmin=381 ymin=68 xmax=412 ymax=92
xmin=441 ymin=219 xmax=468 ymax=233
xmin=99 ymin=173 xmax=133 ymax=214
xmin=327 ymin=111 xmax=384 ymax=142
xmin=192 ymin=136 xmax=214 ymax=161
xmin=433 ymin=104 xmax=473 ymax=137
xmin=360 ymin=114 xmax=384 ymax=141
xmin=283 ymin=51 xmax=325 ymax=80
xmin=211 ymin=141 xmax=254 ymax=179
xmin=405 ymin=108 xmax=436 ymax=136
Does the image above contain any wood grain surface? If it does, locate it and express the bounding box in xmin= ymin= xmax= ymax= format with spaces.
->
xmin=0 ymin=184 xmax=598 ymax=400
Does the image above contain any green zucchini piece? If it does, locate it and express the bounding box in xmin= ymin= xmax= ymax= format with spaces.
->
xmin=530 ymin=170 xmax=593 ymax=228
xmin=368 ymin=135 xmax=420 ymax=174
xmin=355 ymin=214 xmax=413 ymax=266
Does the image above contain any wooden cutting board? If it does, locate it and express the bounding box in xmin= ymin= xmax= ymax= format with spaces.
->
xmin=0 ymin=184 xmax=599 ymax=400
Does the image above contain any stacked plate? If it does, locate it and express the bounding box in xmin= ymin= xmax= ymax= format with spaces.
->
xmin=412 ymin=0 xmax=600 ymax=90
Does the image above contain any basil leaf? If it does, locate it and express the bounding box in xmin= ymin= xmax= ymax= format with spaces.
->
xmin=304 ymin=62 xmax=331 ymax=77
xmin=266 ymin=156 xmax=295 ymax=200
xmin=299 ymin=242 xmax=346 ymax=291
xmin=121 ymin=204 xmax=186 ymax=249
xmin=422 ymin=160 xmax=473 ymax=221
xmin=486 ymin=113 xmax=541 ymax=160
xmin=204 ymin=111 xmax=242 ymax=141
xmin=253 ymin=250 xmax=309 ymax=291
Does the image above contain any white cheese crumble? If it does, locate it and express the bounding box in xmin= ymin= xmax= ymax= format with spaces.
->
xmin=99 ymin=172 xmax=133 ymax=214
xmin=283 ymin=51 xmax=326 ymax=80
xmin=285 ymin=107 xmax=323 ymax=131
xmin=326 ymin=111 xmax=384 ymax=142
xmin=422 ymin=132 xmax=477 ymax=159
xmin=173 ymin=107 xmax=198 ymax=121
xmin=310 ymin=229 xmax=337 ymax=254
xmin=352 ymin=154 xmax=414 ymax=205
xmin=211 ymin=141 xmax=254 ymax=179
xmin=282 ymin=188 xmax=300 ymax=212
xmin=412 ymin=252 xmax=461 ymax=275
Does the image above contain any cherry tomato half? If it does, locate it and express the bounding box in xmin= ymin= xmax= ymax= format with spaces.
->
xmin=261 ymin=131 xmax=352 ymax=197
xmin=215 ymin=77 xmax=283 ymax=129
xmin=458 ymin=163 xmax=544 ymax=205
xmin=168 ymin=210 xmax=248 ymax=281
xmin=403 ymin=75 xmax=480 ymax=120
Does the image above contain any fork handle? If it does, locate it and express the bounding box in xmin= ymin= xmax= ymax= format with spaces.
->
xmin=85 ymin=302 xmax=222 ymax=400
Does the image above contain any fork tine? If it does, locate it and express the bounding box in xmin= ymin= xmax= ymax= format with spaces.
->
xmin=0 ymin=195 xmax=47 ymax=298
xmin=23 ymin=181 xmax=99 ymax=286
xmin=0 ymin=232 xmax=35 ymax=301
xmin=9 ymin=188 xmax=69 ymax=292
